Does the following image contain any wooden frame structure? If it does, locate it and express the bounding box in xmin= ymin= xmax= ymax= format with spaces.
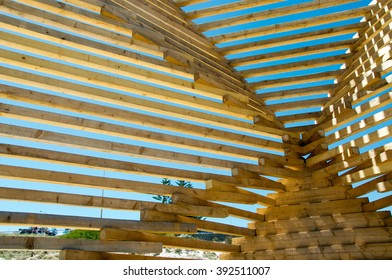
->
xmin=0 ymin=0 xmax=391 ymax=259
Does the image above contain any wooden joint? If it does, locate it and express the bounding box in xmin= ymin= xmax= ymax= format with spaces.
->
xmin=253 ymin=114 xmax=278 ymax=128
xmin=222 ymin=94 xmax=249 ymax=110
xmin=133 ymin=32 xmax=158 ymax=46
xmin=101 ymin=5 xmax=135 ymax=23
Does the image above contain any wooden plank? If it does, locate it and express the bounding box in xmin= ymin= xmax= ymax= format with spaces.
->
xmin=220 ymin=243 xmax=392 ymax=260
xmin=0 ymin=236 xmax=162 ymax=253
xmin=0 ymin=17 xmax=192 ymax=80
xmin=237 ymin=165 xmax=311 ymax=180
xmin=377 ymin=179 xmax=392 ymax=193
xmin=172 ymin=192 xmax=265 ymax=221
xmin=314 ymin=146 xmax=392 ymax=180
xmin=198 ymin=0 xmax=359 ymax=32
xmin=205 ymin=179 xmax=276 ymax=207
xmin=240 ymin=54 xmax=349 ymax=78
xmin=342 ymin=158 xmax=392 ymax=185
xmin=325 ymin=107 xmax=392 ymax=146
xmin=0 ymin=2 xmax=165 ymax=59
xmin=306 ymin=147 xmax=360 ymax=167
xmin=249 ymin=71 xmax=343 ymax=91
xmin=0 ymin=141 xmax=238 ymax=185
xmin=0 ymin=162 xmax=270 ymax=205
xmin=100 ymin=228 xmax=240 ymax=253
xmin=175 ymin=0 xmax=207 ymax=8
xmin=363 ymin=195 xmax=392 ymax=212
xmin=207 ymin=178 xmax=285 ymax=193
xmin=0 ymin=122 xmax=260 ymax=175
xmin=211 ymin=7 xmax=371 ymax=44
xmin=0 ymin=187 xmax=228 ymax=218
xmin=0 ymin=74 xmax=285 ymax=144
xmin=268 ymin=186 xmax=350 ymax=206
xmin=0 ymin=33 xmax=237 ymax=112
xmin=322 ymin=27 xmax=392 ymax=116
xmin=257 ymin=198 xmax=368 ymax=220
xmin=0 ymin=56 xmax=263 ymax=140
xmin=186 ymin=0 xmax=283 ymax=20
xmin=249 ymin=212 xmax=391 ymax=235
xmin=140 ymin=210 xmax=256 ymax=237
xmin=108 ymin=0 xmax=250 ymax=92
xmin=220 ymin=23 xmax=364 ymax=56
xmin=57 ymin=0 xmax=103 ymax=13
xmin=60 ymin=249 xmax=189 ymax=260
xmin=235 ymin=227 xmax=392 ymax=252
xmin=0 ymin=211 xmax=197 ymax=234
xmin=260 ymin=85 xmax=333 ymax=100
xmin=267 ymin=98 xmax=329 ymax=112
xmin=2 ymin=0 xmax=134 ymax=37
xmin=230 ymin=40 xmax=355 ymax=68
xmin=0 ymin=105 xmax=278 ymax=171
xmin=347 ymin=172 xmax=392 ymax=198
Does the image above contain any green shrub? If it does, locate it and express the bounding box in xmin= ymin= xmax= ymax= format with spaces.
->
xmin=60 ymin=230 xmax=99 ymax=240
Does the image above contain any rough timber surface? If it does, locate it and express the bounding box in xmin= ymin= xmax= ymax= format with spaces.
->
xmin=0 ymin=0 xmax=392 ymax=260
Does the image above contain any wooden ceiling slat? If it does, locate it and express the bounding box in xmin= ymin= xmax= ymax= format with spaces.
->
xmin=230 ymin=39 xmax=356 ymax=68
xmin=219 ymin=22 xmax=364 ymax=56
xmin=198 ymin=0 xmax=359 ymax=32
xmin=210 ymin=7 xmax=372 ymax=44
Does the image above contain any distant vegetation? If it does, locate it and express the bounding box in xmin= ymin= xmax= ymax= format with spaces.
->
xmin=60 ymin=229 xmax=99 ymax=240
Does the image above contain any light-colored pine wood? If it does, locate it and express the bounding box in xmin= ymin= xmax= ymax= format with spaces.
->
xmin=220 ymin=243 xmax=392 ymax=260
xmin=0 ymin=236 xmax=162 ymax=253
xmin=235 ymin=227 xmax=392 ymax=252
xmin=140 ymin=210 xmax=256 ymax=237
xmin=0 ymin=186 xmax=228 ymax=218
xmin=60 ymin=249 xmax=190 ymax=260
xmin=0 ymin=211 xmax=197 ymax=233
xmin=257 ymin=198 xmax=368 ymax=220
xmin=249 ymin=212 xmax=391 ymax=235
xmin=100 ymin=228 xmax=240 ymax=252
xmin=211 ymin=7 xmax=371 ymax=44
xmin=268 ymin=186 xmax=350 ymax=206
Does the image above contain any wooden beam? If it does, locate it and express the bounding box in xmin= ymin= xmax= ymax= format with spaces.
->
xmin=198 ymin=0 xmax=360 ymax=32
xmin=342 ymin=157 xmax=392 ymax=185
xmin=363 ymin=195 xmax=392 ymax=212
xmin=268 ymin=186 xmax=350 ymax=206
xmin=306 ymin=146 xmax=360 ymax=167
xmin=100 ymin=228 xmax=240 ymax=253
xmin=140 ymin=210 xmax=256 ymax=237
xmin=240 ymin=54 xmax=349 ymax=78
xmin=314 ymin=146 xmax=392 ymax=180
xmin=172 ymin=192 xmax=265 ymax=221
xmin=249 ymin=71 xmax=343 ymax=91
xmin=0 ymin=236 xmax=162 ymax=253
xmin=347 ymin=172 xmax=392 ymax=198
xmin=235 ymin=227 xmax=392 ymax=252
xmin=220 ymin=23 xmax=364 ymax=56
xmin=211 ymin=7 xmax=371 ymax=44
xmin=377 ymin=178 xmax=392 ymax=193
xmin=230 ymin=40 xmax=355 ymax=68
xmin=257 ymin=198 xmax=368 ymax=220
xmin=220 ymin=243 xmax=392 ymax=260
xmin=0 ymin=211 xmax=197 ymax=234
xmin=0 ymin=187 xmax=228 ymax=218
xmin=260 ymin=85 xmax=333 ymax=100
xmin=186 ymin=0 xmax=283 ymax=20
xmin=2 ymin=0 xmax=134 ymax=37
xmin=250 ymin=212 xmax=390 ymax=235
xmin=0 ymin=162 xmax=271 ymax=205
xmin=60 ymin=249 xmax=189 ymax=260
